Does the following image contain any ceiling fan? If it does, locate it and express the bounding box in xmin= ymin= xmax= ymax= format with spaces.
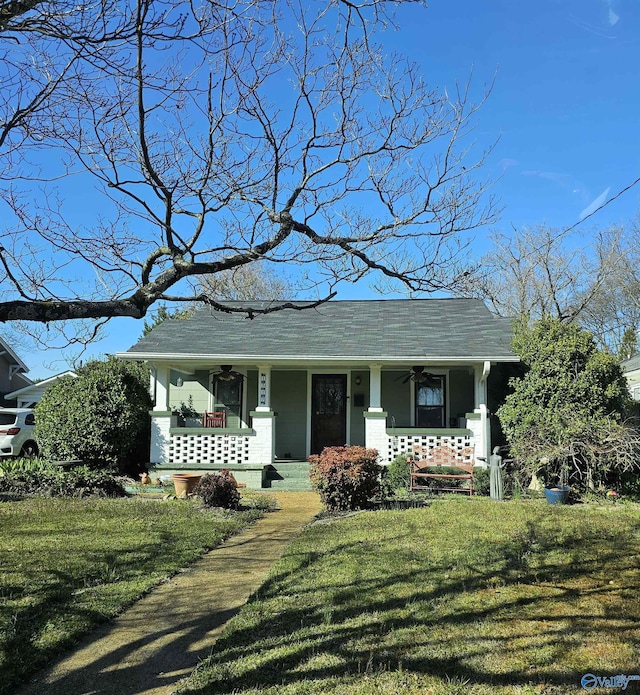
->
xmin=396 ymin=366 xmax=437 ymax=384
xmin=211 ymin=365 xmax=245 ymax=384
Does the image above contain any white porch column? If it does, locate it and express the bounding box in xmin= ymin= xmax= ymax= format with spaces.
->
xmin=150 ymin=365 xmax=173 ymax=464
xmin=473 ymin=361 xmax=490 ymax=409
xmin=153 ymin=365 xmax=170 ymax=412
xmin=249 ymin=411 xmax=275 ymax=465
xmin=256 ymin=364 xmax=272 ymax=412
xmin=150 ymin=416 xmax=173 ymax=464
xmin=471 ymin=361 xmax=491 ymax=464
xmin=364 ymin=412 xmax=389 ymax=463
xmin=368 ymin=363 xmax=383 ymax=412
xmin=365 ymin=364 xmax=388 ymax=462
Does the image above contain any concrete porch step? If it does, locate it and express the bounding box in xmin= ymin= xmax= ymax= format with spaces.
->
xmin=266 ymin=478 xmax=313 ymax=491
xmin=266 ymin=461 xmax=312 ymax=490
xmin=267 ymin=462 xmax=311 ymax=480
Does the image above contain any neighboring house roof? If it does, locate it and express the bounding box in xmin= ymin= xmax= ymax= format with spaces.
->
xmin=5 ymin=371 xmax=77 ymax=404
xmin=621 ymin=354 xmax=640 ymax=374
xmin=121 ymin=299 xmax=518 ymax=364
xmin=0 ymin=336 xmax=30 ymax=379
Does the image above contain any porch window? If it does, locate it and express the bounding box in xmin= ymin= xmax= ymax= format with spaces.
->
xmin=215 ymin=376 xmax=243 ymax=419
xmin=415 ymin=375 xmax=445 ymax=427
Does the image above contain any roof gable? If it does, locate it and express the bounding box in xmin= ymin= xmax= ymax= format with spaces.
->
xmin=0 ymin=336 xmax=29 ymax=373
xmin=5 ymin=371 xmax=77 ymax=401
xmin=123 ymin=299 xmax=517 ymax=362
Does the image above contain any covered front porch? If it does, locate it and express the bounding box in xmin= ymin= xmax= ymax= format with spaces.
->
xmin=146 ymin=360 xmax=494 ymax=487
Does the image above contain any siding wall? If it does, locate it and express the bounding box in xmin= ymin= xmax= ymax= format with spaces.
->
xmin=448 ymin=368 xmax=475 ymax=426
xmin=350 ymin=370 xmax=369 ymax=446
xmin=165 ymin=369 xmax=264 ymax=430
xmin=381 ymin=371 xmax=411 ymax=426
xmin=164 ymin=365 xmax=476 ymax=455
xmin=246 ymin=370 xmax=258 ymax=413
xmin=271 ymin=370 xmax=307 ymax=459
xmin=0 ymin=355 xmax=30 ymax=407
xmin=169 ymin=369 xmax=210 ymax=415
xmin=382 ymin=368 xmax=474 ymax=428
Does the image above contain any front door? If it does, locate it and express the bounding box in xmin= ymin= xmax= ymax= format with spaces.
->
xmin=311 ymin=374 xmax=347 ymax=455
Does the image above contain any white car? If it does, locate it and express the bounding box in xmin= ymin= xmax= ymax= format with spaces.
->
xmin=0 ymin=408 xmax=38 ymax=458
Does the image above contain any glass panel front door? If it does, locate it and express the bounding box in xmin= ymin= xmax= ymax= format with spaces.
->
xmin=311 ymin=374 xmax=347 ymax=454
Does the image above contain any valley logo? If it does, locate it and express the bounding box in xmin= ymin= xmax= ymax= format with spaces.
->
xmin=581 ymin=673 xmax=640 ymax=691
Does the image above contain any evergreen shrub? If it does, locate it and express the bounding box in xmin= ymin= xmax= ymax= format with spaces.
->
xmin=35 ymin=357 xmax=152 ymax=473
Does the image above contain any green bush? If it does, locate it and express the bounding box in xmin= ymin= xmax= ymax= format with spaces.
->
xmin=0 ymin=457 xmax=54 ymax=475
xmin=617 ymin=472 xmax=640 ymax=499
xmin=195 ymin=471 xmax=241 ymax=509
xmin=380 ymin=454 xmax=410 ymax=497
xmin=0 ymin=466 xmax=126 ymax=497
xmin=473 ymin=466 xmax=490 ymax=496
xmin=35 ymin=357 xmax=152 ymax=473
xmin=309 ymin=445 xmax=380 ymax=512
xmin=498 ymin=318 xmax=637 ymax=491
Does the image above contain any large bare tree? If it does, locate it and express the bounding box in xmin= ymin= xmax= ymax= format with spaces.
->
xmin=1 ymin=0 xmax=498 ymax=337
xmin=459 ymin=224 xmax=640 ymax=354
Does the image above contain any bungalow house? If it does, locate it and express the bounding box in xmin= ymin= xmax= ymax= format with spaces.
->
xmin=0 ymin=337 xmax=32 ymax=407
xmin=118 ymin=298 xmax=519 ymax=488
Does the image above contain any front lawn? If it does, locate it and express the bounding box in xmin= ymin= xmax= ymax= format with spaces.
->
xmin=178 ymin=497 xmax=640 ymax=695
xmin=0 ymin=496 xmax=264 ymax=694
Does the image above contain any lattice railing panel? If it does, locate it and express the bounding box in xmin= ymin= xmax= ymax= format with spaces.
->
xmin=388 ymin=434 xmax=474 ymax=463
xmin=169 ymin=433 xmax=252 ymax=465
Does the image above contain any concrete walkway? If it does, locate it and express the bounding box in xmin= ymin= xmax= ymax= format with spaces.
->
xmin=18 ymin=491 xmax=322 ymax=695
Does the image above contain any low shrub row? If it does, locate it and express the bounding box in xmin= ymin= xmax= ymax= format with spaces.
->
xmin=307 ymin=448 xmax=503 ymax=513
xmin=0 ymin=457 xmax=53 ymax=475
xmin=0 ymin=466 xmax=126 ymax=498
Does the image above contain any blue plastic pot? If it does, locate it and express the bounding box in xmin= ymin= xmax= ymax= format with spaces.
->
xmin=544 ymin=485 xmax=570 ymax=505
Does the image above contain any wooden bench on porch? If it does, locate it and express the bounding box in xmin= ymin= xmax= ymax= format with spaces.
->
xmin=409 ymin=444 xmax=475 ymax=495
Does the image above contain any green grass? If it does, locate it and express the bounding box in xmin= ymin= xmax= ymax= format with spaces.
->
xmin=0 ymin=496 xmax=264 ymax=694
xmin=178 ymin=497 xmax=640 ymax=695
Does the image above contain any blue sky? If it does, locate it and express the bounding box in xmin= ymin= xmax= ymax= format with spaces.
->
xmin=18 ymin=0 xmax=640 ymax=380
xmin=404 ymin=0 xmax=640 ymax=231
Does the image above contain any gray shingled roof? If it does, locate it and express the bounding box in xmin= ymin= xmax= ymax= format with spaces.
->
xmin=123 ymin=299 xmax=517 ymax=362
xmin=621 ymin=354 xmax=640 ymax=373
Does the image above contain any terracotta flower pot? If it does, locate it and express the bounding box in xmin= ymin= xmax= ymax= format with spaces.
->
xmin=172 ymin=473 xmax=202 ymax=497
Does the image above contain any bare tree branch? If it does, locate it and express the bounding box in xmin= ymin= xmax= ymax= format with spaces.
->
xmin=0 ymin=0 xmax=498 ymax=336
xmin=458 ymin=224 xmax=640 ymax=353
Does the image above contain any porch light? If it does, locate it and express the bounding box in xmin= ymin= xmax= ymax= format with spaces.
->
xmin=176 ymin=376 xmax=183 ymax=387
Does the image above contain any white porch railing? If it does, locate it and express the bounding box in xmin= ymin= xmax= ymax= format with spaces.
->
xmin=388 ymin=433 xmax=473 ymax=462
xmin=364 ymin=411 xmax=484 ymax=465
xmin=150 ymin=411 xmax=275 ymax=467
xmin=169 ymin=432 xmax=252 ymax=466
